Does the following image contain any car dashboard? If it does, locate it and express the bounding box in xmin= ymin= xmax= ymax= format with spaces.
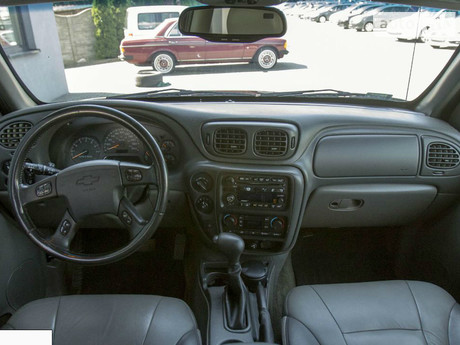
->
xmin=1 ymin=99 xmax=460 ymax=255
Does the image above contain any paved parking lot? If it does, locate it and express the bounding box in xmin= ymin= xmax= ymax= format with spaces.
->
xmin=65 ymin=16 xmax=456 ymax=101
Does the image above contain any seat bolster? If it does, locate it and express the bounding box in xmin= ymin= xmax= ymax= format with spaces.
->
xmin=282 ymin=316 xmax=320 ymax=345
xmin=449 ymin=303 xmax=460 ymax=345
xmin=3 ymin=296 xmax=59 ymax=330
xmin=143 ymin=297 xmax=201 ymax=345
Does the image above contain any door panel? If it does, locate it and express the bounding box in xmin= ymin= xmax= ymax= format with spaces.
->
xmin=166 ymin=24 xmax=206 ymax=62
xmin=204 ymin=41 xmax=245 ymax=61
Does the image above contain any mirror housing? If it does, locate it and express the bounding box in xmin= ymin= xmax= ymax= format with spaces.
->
xmin=178 ymin=6 xmax=287 ymax=43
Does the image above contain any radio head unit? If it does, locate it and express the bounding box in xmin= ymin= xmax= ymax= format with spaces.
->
xmin=221 ymin=174 xmax=288 ymax=210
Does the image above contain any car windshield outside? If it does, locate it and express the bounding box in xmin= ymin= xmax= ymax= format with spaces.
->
xmin=0 ymin=0 xmax=458 ymax=103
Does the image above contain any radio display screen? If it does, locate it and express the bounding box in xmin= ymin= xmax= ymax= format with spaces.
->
xmin=238 ymin=191 xmax=279 ymax=203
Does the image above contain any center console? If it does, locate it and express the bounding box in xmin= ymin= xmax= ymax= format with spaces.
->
xmin=187 ymin=164 xmax=304 ymax=254
xmin=187 ymin=164 xmax=304 ymax=344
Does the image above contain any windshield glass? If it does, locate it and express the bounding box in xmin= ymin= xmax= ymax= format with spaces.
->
xmin=0 ymin=1 xmax=458 ymax=102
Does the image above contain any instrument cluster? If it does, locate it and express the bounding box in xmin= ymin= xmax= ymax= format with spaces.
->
xmin=53 ymin=123 xmax=179 ymax=169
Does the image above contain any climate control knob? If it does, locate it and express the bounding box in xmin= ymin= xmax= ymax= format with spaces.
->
xmin=223 ymin=214 xmax=238 ymax=229
xmin=270 ymin=217 xmax=285 ymax=232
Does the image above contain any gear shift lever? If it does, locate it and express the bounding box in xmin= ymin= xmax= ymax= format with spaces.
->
xmin=213 ymin=233 xmax=247 ymax=330
xmin=213 ymin=232 xmax=244 ymax=270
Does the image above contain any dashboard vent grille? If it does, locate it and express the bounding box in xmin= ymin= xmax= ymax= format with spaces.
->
xmin=214 ymin=128 xmax=247 ymax=154
xmin=427 ymin=142 xmax=460 ymax=169
xmin=254 ymin=130 xmax=288 ymax=156
xmin=0 ymin=121 xmax=33 ymax=149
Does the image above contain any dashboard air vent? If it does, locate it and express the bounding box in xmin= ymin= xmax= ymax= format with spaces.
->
xmin=0 ymin=121 xmax=33 ymax=149
xmin=427 ymin=142 xmax=460 ymax=169
xmin=254 ymin=129 xmax=288 ymax=156
xmin=214 ymin=128 xmax=247 ymax=155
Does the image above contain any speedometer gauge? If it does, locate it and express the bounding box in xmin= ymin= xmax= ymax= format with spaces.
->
xmin=104 ymin=128 xmax=140 ymax=154
xmin=70 ymin=137 xmax=101 ymax=162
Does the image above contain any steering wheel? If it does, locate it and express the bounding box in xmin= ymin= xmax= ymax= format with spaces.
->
xmin=8 ymin=105 xmax=168 ymax=265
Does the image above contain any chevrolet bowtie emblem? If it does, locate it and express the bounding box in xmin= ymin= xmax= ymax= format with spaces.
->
xmin=76 ymin=175 xmax=100 ymax=186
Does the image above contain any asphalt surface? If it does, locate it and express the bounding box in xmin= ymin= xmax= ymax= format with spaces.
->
xmin=63 ymin=16 xmax=456 ymax=101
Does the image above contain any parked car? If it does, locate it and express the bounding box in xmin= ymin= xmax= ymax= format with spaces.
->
xmin=337 ymin=3 xmax=384 ymax=29
xmin=387 ymin=8 xmax=442 ymax=42
xmin=310 ymin=4 xmax=352 ymax=23
xmin=428 ymin=10 xmax=460 ymax=48
xmin=123 ymin=5 xmax=186 ymax=39
xmin=120 ymin=18 xmax=289 ymax=73
xmin=349 ymin=4 xmax=417 ymax=32
xmin=373 ymin=5 xmax=418 ymax=30
xmin=329 ymin=3 xmax=363 ymax=24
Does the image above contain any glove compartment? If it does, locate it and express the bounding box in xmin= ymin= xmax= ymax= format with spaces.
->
xmin=303 ymin=184 xmax=437 ymax=227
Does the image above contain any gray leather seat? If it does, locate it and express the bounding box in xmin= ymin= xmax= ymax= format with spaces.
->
xmin=2 ymin=295 xmax=201 ymax=345
xmin=282 ymin=280 xmax=460 ymax=345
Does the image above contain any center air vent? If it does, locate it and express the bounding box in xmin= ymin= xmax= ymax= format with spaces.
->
xmin=427 ymin=142 xmax=460 ymax=169
xmin=213 ymin=128 xmax=247 ymax=155
xmin=0 ymin=121 xmax=33 ymax=149
xmin=254 ymin=129 xmax=288 ymax=156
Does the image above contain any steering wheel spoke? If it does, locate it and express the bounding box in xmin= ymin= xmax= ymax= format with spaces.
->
xmin=118 ymin=197 xmax=148 ymax=239
xmin=19 ymin=175 xmax=58 ymax=205
xmin=49 ymin=210 xmax=79 ymax=250
xmin=119 ymin=162 xmax=157 ymax=187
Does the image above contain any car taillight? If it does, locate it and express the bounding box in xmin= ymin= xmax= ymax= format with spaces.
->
xmin=121 ymin=47 xmax=125 ymax=53
xmin=284 ymin=42 xmax=288 ymax=50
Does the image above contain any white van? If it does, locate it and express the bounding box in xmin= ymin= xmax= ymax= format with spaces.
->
xmin=123 ymin=5 xmax=186 ymax=38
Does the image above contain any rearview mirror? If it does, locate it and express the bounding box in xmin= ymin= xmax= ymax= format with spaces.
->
xmin=178 ymin=6 xmax=287 ymax=43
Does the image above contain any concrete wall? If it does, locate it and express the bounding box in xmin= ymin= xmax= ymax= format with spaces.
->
xmin=55 ymin=8 xmax=96 ymax=67
xmin=9 ymin=3 xmax=68 ymax=102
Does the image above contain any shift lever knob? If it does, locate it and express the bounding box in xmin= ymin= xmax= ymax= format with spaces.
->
xmin=213 ymin=233 xmax=245 ymax=269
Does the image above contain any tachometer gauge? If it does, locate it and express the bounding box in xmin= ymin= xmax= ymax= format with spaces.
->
xmin=70 ymin=137 xmax=101 ymax=162
xmin=104 ymin=128 xmax=140 ymax=154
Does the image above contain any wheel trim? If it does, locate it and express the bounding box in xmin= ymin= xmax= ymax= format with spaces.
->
xmin=154 ymin=54 xmax=173 ymax=73
xmin=258 ymin=50 xmax=277 ymax=69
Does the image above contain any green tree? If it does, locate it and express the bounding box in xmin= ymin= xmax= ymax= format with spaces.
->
xmin=92 ymin=0 xmax=131 ymax=59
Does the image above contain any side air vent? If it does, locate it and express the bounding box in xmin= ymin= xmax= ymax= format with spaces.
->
xmin=0 ymin=121 xmax=33 ymax=149
xmin=427 ymin=142 xmax=460 ymax=169
xmin=213 ymin=128 xmax=247 ymax=155
xmin=254 ymin=129 xmax=288 ymax=156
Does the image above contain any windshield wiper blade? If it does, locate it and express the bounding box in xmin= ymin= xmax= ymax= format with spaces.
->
xmin=261 ymin=89 xmax=397 ymax=100
xmin=107 ymin=88 xmax=261 ymax=99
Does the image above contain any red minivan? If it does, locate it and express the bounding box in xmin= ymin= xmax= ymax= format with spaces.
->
xmin=119 ymin=18 xmax=288 ymax=73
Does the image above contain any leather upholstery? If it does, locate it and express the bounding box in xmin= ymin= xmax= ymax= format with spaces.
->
xmin=282 ymin=280 xmax=459 ymax=345
xmin=2 ymin=295 xmax=201 ymax=345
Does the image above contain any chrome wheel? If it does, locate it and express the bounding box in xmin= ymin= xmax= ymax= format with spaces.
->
xmin=364 ymin=22 xmax=374 ymax=32
xmin=153 ymin=53 xmax=174 ymax=74
xmin=257 ymin=49 xmax=277 ymax=70
xmin=319 ymin=16 xmax=326 ymax=23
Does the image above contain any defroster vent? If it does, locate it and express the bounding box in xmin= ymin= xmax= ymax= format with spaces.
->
xmin=427 ymin=142 xmax=460 ymax=169
xmin=254 ymin=130 xmax=288 ymax=156
xmin=214 ymin=128 xmax=247 ymax=155
xmin=0 ymin=121 xmax=33 ymax=149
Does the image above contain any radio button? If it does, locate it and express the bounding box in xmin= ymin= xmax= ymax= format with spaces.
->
xmin=226 ymin=193 xmax=236 ymax=204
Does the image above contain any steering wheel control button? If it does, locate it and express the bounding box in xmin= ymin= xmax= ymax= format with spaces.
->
xmin=125 ymin=169 xmax=143 ymax=182
xmin=35 ymin=182 xmax=52 ymax=197
xmin=121 ymin=210 xmax=133 ymax=225
xmin=60 ymin=219 xmax=72 ymax=236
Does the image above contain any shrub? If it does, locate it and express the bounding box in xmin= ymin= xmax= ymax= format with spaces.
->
xmin=92 ymin=0 xmax=131 ymax=59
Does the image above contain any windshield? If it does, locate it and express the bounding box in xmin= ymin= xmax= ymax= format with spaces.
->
xmin=0 ymin=1 xmax=458 ymax=103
